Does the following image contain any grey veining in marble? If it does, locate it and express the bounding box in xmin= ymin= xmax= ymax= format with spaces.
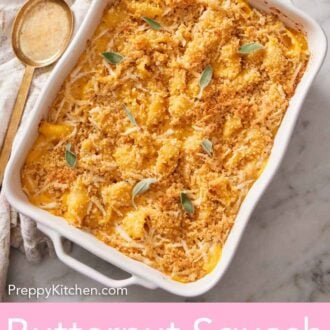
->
xmin=4 ymin=0 xmax=330 ymax=302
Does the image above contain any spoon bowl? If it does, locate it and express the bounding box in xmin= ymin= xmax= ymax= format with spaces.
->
xmin=12 ymin=0 xmax=74 ymax=68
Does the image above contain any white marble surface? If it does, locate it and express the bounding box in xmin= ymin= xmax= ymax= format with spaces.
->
xmin=5 ymin=0 xmax=330 ymax=302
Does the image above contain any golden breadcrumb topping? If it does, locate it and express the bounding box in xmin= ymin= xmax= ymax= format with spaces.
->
xmin=21 ymin=0 xmax=309 ymax=282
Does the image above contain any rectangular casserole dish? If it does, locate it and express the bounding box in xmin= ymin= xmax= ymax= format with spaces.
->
xmin=4 ymin=0 xmax=327 ymax=297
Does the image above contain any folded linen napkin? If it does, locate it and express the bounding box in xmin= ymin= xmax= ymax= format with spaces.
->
xmin=0 ymin=0 xmax=91 ymax=301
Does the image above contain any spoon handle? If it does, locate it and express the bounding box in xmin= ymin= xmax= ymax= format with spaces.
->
xmin=0 ymin=65 xmax=35 ymax=184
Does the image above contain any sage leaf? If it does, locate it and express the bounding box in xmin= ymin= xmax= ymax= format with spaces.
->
xmin=201 ymin=139 xmax=213 ymax=156
xmin=102 ymin=52 xmax=124 ymax=64
xmin=65 ymin=143 xmax=77 ymax=168
xmin=142 ymin=17 xmax=161 ymax=30
xmin=123 ymin=105 xmax=138 ymax=127
xmin=239 ymin=42 xmax=263 ymax=54
xmin=132 ymin=178 xmax=158 ymax=208
xmin=198 ymin=65 xmax=213 ymax=99
xmin=180 ymin=192 xmax=194 ymax=214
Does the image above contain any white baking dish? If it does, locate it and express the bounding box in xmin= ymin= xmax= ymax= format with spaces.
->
xmin=4 ymin=0 xmax=327 ymax=297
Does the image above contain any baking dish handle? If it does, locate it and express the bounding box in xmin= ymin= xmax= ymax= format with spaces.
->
xmin=38 ymin=223 xmax=157 ymax=290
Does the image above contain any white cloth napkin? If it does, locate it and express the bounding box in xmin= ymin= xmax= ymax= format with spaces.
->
xmin=0 ymin=0 xmax=91 ymax=301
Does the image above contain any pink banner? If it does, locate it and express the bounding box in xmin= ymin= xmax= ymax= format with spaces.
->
xmin=0 ymin=303 xmax=329 ymax=330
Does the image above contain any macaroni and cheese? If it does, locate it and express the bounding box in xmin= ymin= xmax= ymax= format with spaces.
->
xmin=21 ymin=0 xmax=309 ymax=282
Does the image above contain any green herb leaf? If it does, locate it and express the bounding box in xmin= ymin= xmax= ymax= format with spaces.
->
xmin=142 ymin=17 xmax=161 ymax=30
xmin=238 ymin=42 xmax=263 ymax=54
xmin=180 ymin=192 xmax=194 ymax=214
xmin=201 ymin=139 xmax=213 ymax=156
xmin=123 ymin=105 xmax=138 ymax=127
xmin=198 ymin=65 xmax=213 ymax=99
xmin=102 ymin=52 xmax=124 ymax=64
xmin=65 ymin=143 xmax=77 ymax=168
xmin=132 ymin=178 xmax=158 ymax=208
